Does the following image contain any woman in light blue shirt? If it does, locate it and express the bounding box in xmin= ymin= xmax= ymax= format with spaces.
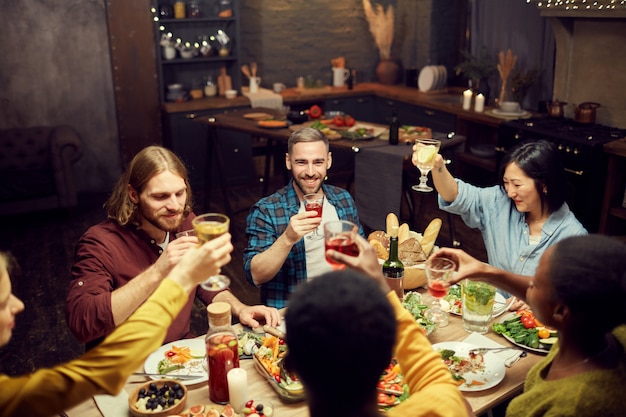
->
xmin=415 ymin=140 xmax=587 ymax=300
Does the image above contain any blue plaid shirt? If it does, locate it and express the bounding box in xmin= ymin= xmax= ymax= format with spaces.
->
xmin=244 ymin=180 xmax=364 ymax=308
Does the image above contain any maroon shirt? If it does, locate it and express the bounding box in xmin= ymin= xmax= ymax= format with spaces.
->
xmin=66 ymin=214 xmax=219 ymax=347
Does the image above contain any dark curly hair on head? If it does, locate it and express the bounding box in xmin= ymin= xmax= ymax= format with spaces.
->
xmin=548 ymin=234 xmax=626 ymax=331
xmin=285 ymin=270 xmax=396 ymax=410
xmin=498 ymin=139 xmax=572 ymax=214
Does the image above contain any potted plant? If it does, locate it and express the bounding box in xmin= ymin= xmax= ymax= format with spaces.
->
xmin=454 ymin=47 xmax=497 ymax=97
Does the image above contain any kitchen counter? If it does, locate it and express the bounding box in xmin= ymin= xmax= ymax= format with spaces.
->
xmin=161 ymin=82 xmax=503 ymax=126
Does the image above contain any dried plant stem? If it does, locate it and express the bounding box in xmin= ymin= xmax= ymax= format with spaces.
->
xmin=363 ymin=0 xmax=394 ymax=60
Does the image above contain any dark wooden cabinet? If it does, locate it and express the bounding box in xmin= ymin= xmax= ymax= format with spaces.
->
xmin=163 ymin=108 xmax=256 ymax=195
xmin=324 ymin=95 xmax=375 ymax=121
xmin=599 ymin=140 xmax=626 ymax=238
xmin=373 ymin=97 xmax=457 ymax=133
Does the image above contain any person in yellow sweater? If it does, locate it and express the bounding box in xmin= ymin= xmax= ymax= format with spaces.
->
xmin=0 ymin=232 xmax=233 ymax=417
xmin=433 ymin=234 xmax=626 ymax=417
xmin=285 ymin=233 xmax=474 ymax=417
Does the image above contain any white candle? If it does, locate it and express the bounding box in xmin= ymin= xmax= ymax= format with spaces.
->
xmin=227 ymin=368 xmax=248 ymax=413
xmin=462 ymin=89 xmax=472 ymax=110
xmin=474 ymin=93 xmax=485 ymax=112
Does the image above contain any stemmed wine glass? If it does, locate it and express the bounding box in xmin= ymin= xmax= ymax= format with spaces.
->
xmin=303 ymin=193 xmax=324 ymax=240
xmin=191 ymin=213 xmax=231 ymax=291
xmin=412 ymin=138 xmax=441 ymax=192
xmin=425 ymin=256 xmax=456 ymax=328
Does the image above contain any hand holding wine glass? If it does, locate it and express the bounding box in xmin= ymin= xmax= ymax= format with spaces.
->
xmin=323 ymin=220 xmax=359 ymax=270
xmin=425 ymin=256 xmax=456 ymax=327
xmin=303 ymin=193 xmax=324 ymax=241
xmin=412 ymin=138 xmax=441 ymax=192
xmin=192 ymin=213 xmax=231 ymax=291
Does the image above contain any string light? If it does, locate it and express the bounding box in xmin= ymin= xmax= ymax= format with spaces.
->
xmin=527 ymin=0 xmax=626 ymax=11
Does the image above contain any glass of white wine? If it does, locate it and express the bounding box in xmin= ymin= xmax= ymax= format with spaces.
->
xmin=412 ymin=138 xmax=441 ymax=192
xmin=192 ymin=213 xmax=231 ymax=291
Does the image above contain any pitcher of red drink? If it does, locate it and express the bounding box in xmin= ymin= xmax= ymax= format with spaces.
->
xmin=206 ymin=302 xmax=240 ymax=404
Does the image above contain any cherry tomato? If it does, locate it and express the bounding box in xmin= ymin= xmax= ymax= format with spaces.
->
xmin=245 ymin=400 xmax=255 ymax=408
xmin=344 ymin=115 xmax=356 ymax=127
xmin=333 ymin=115 xmax=345 ymax=126
xmin=521 ymin=315 xmax=536 ymax=329
xmin=273 ymin=374 xmax=281 ymax=383
xmin=537 ymin=328 xmax=550 ymax=339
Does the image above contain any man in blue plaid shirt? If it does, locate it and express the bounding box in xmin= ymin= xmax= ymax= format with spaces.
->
xmin=244 ymin=127 xmax=364 ymax=308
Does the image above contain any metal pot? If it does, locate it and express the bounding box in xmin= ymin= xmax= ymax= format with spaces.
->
xmin=547 ymin=99 xmax=567 ymax=118
xmin=575 ymin=102 xmax=601 ymax=124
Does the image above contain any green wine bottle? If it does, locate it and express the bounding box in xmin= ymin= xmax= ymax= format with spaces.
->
xmin=383 ymin=225 xmax=404 ymax=299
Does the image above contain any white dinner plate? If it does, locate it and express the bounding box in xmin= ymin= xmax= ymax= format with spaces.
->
xmin=496 ymin=313 xmax=554 ymax=354
xmin=418 ymin=66 xmax=436 ymax=92
xmin=432 ymin=341 xmax=506 ymax=392
xmin=144 ymin=339 xmax=207 ymax=385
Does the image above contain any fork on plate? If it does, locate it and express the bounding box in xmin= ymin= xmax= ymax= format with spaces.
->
xmin=469 ymin=347 xmax=521 ymax=355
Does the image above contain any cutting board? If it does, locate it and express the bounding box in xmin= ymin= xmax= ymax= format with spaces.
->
xmin=217 ymin=66 xmax=232 ymax=96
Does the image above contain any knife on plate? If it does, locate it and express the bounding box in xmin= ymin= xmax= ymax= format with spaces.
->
xmin=132 ymin=372 xmax=204 ymax=380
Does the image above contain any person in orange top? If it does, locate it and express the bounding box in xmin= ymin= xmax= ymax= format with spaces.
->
xmin=285 ymin=234 xmax=474 ymax=417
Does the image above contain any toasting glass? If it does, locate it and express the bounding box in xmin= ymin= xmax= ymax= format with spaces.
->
xmin=191 ymin=213 xmax=231 ymax=291
xmin=425 ymin=256 xmax=456 ymax=327
xmin=304 ymin=193 xmax=324 ymax=241
xmin=412 ymin=138 xmax=441 ymax=192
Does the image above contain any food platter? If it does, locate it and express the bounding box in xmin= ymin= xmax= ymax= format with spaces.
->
xmin=144 ymin=339 xmax=207 ymax=385
xmin=243 ymin=112 xmax=273 ymax=121
xmin=257 ymin=120 xmax=291 ymax=129
xmin=495 ymin=313 xmax=555 ymax=354
xmin=432 ymin=341 xmax=506 ymax=392
xmin=340 ymin=123 xmax=386 ymax=140
xmin=444 ymin=285 xmax=511 ymax=317
xmin=253 ymin=354 xmax=305 ymax=403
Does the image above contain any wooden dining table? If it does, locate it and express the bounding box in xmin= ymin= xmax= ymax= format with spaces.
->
xmin=64 ymin=302 xmax=543 ymax=417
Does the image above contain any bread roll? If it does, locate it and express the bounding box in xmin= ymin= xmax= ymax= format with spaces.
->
xmin=420 ymin=218 xmax=442 ymax=256
xmin=398 ymin=223 xmax=410 ymax=244
xmin=370 ymin=239 xmax=389 ymax=260
xmin=367 ymin=230 xmax=389 ymax=251
xmin=386 ymin=213 xmax=399 ymax=236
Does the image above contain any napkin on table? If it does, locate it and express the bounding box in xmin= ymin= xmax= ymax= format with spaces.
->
xmin=242 ymin=87 xmax=284 ymax=110
xmin=462 ymin=332 xmax=524 ymax=368
xmin=94 ymin=389 xmax=129 ymax=417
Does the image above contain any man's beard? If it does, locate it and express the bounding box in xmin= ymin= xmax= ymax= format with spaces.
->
xmin=137 ymin=204 xmax=183 ymax=233
xmin=293 ymin=176 xmax=323 ymax=196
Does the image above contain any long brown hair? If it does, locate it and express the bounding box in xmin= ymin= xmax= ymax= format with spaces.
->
xmin=105 ymin=146 xmax=193 ymax=226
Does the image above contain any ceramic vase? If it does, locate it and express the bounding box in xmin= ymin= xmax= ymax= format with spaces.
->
xmin=376 ymin=59 xmax=401 ymax=85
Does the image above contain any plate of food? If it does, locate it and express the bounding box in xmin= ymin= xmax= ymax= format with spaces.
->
xmin=257 ymin=120 xmax=291 ymax=129
xmin=253 ymin=335 xmax=305 ymax=402
xmin=402 ymin=291 xmax=436 ymax=335
xmin=443 ymin=285 xmax=512 ymax=317
xmin=340 ymin=123 xmax=386 ymax=140
xmin=143 ymin=339 xmax=207 ymax=385
xmin=377 ymin=357 xmax=409 ymax=409
xmin=398 ymin=125 xmax=433 ymax=143
xmin=432 ymin=341 xmax=505 ymax=392
xmin=493 ymin=312 xmax=557 ymax=354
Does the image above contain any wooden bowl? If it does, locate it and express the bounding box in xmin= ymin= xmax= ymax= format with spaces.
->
xmin=128 ymin=380 xmax=188 ymax=417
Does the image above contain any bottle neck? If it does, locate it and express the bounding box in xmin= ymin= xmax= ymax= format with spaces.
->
xmin=388 ymin=236 xmax=399 ymax=261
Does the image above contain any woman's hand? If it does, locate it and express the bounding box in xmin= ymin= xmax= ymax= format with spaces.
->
xmin=429 ymin=247 xmax=489 ymax=285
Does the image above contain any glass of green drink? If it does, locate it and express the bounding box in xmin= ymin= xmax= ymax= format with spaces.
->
xmin=461 ymin=280 xmax=496 ymax=334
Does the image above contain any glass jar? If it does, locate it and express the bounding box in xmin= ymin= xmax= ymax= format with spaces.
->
xmin=218 ymin=0 xmax=233 ymax=18
xmin=205 ymin=302 xmax=240 ymax=404
xmin=174 ymin=1 xmax=186 ymax=19
xmin=204 ymin=76 xmax=217 ymax=97
xmin=189 ymin=0 xmax=201 ymax=18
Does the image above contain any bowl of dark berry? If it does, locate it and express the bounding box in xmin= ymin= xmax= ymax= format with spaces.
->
xmin=128 ymin=380 xmax=188 ymax=417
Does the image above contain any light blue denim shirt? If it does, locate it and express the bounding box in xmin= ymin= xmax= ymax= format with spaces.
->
xmin=439 ymin=179 xmax=587 ymax=294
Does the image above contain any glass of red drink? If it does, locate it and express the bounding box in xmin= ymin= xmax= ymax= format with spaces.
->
xmin=303 ymin=193 xmax=324 ymax=241
xmin=323 ymin=220 xmax=359 ymax=270
xmin=206 ymin=332 xmax=240 ymax=404
xmin=425 ymin=256 xmax=456 ymax=328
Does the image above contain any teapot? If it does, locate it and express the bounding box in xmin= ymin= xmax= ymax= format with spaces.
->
xmin=547 ymin=99 xmax=567 ymax=118
xmin=575 ymin=102 xmax=601 ymax=124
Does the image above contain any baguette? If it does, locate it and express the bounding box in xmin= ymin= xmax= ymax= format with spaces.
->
xmin=420 ymin=218 xmax=442 ymax=256
xmin=386 ymin=213 xmax=399 ymax=236
xmin=398 ymin=223 xmax=410 ymax=244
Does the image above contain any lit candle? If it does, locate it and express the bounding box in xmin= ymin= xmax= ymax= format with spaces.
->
xmin=474 ymin=93 xmax=485 ymax=112
xmin=227 ymin=368 xmax=248 ymax=413
xmin=462 ymin=89 xmax=472 ymax=110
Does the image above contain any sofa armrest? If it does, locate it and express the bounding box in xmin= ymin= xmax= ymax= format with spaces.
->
xmin=50 ymin=126 xmax=84 ymax=208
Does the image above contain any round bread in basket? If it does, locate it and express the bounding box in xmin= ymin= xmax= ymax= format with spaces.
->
xmin=369 ymin=217 xmax=442 ymax=290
